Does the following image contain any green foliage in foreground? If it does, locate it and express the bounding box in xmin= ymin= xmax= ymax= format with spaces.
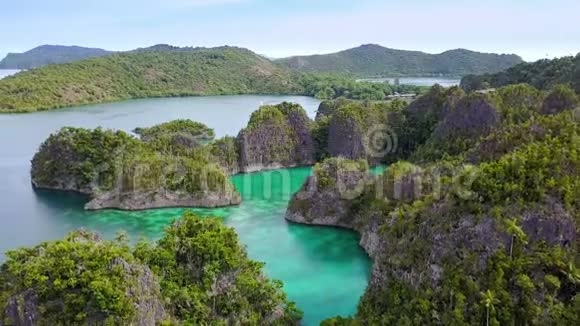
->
xmin=0 ymin=47 xmax=302 ymax=112
xmin=134 ymin=212 xmax=302 ymax=324
xmin=0 ymin=212 xmax=302 ymax=324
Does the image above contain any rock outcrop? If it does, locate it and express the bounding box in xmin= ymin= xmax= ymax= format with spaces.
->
xmin=237 ymin=102 xmax=316 ymax=173
xmin=432 ymin=93 xmax=500 ymax=141
xmin=286 ymin=158 xmax=371 ymax=229
xmin=541 ymin=84 xmax=579 ymax=115
xmin=208 ymin=136 xmax=241 ymax=175
xmin=315 ymin=98 xmax=355 ymax=120
xmin=325 ymin=102 xmax=389 ymax=165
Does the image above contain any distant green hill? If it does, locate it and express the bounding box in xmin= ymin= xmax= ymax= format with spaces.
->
xmin=461 ymin=54 xmax=580 ymax=92
xmin=276 ymin=44 xmax=523 ymax=77
xmin=0 ymin=47 xmax=302 ymax=112
xmin=0 ymin=45 xmax=113 ymax=69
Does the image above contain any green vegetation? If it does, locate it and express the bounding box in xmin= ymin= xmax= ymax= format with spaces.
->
xmin=134 ymin=119 xmax=215 ymax=142
xmin=134 ymin=212 xmax=302 ymax=324
xmin=0 ymin=212 xmax=302 ymax=324
xmin=461 ymin=53 xmax=580 ymax=93
xmin=31 ymin=127 xmax=143 ymax=192
xmin=0 ymin=47 xmax=301 ymax=112
xmin=277 ymin=44 xmax=523 ymax=77
xmin=208 ymin=136 xmax=241 ymax=175
xmin=313 ymin=158 xmax=369 ymax=189
xmin=299 ymin=73 xmax=428 ymax=101
xmin=394 ymin=85 xmax=465 ymax=159
xmin=134 ymin=120 xmax=216 ymax=156
xmin=541 ymin=84 xmax=579 ymax=115
xmin=0 ymin=45 xmax=112 ymax=69
xmin=0 ymin=44 xmax=524 ymax=114
xmin=0 ymin=48 xmax=432 ymax=112
xmin=294 ymin=82 xmax=579 ymax=325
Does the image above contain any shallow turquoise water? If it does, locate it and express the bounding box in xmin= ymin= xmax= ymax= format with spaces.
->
xmin=0 ymin=95 xmax=371 ymax=325
xmin=31 ymin=167 xmax=371 ymax=325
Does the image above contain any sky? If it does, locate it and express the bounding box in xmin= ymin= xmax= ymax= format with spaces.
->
xmin=0 ymin=0 xmax=578 ymax=62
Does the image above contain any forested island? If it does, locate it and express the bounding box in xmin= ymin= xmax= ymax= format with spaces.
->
xmin=31 ymin=119 xmax=243 ymax=210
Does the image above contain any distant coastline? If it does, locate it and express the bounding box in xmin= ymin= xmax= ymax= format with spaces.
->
xmin=357 ymin=76 xmax=460 ymax=87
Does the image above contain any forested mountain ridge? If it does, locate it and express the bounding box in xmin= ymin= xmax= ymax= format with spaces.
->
xmin=461 ymin=53 xmax=580 ymax=92
xmin=276 ymin=44 xmax=523 ymax=76
xmin=0 ymin=47 xmax=302 ymax=112
xmin=0 ymin=45 xmax=113 ymax=69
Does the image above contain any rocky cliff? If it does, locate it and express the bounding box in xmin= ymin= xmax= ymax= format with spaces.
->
xmin=286 ymin=158 xmax=371 ymax=229
xmin=237 ymin=102 xmax=316 ymax=173
xmin=411 ymin=92 xmax=500 ymax=161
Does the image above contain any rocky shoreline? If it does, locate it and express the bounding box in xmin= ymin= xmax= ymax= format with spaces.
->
xmin=85 ymin=189 xmax=242 ymax=211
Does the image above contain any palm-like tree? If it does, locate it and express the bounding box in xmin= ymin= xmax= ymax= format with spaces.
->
xmin=505 ymin=218 xmax=527 ymax=258
xmin=480 ymin=289 xmax=499 ymax=326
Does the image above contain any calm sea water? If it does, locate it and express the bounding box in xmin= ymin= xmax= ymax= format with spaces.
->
xmin=0 ymin=69 xmax=21 ymax=79
xmin=0 ymin=95 xmax=371 ymax=325
xmin=358 ymin=76 xmax=460 ymax=87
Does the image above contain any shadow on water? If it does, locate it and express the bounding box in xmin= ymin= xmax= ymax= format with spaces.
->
xmin=33 ymin=188 xmax=90 ymax=210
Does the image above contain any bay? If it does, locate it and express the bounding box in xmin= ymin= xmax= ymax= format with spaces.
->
xmin=0 ymin=95 xmax=371 ymax=325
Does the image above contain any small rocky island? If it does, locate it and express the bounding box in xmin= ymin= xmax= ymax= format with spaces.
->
xmin=31 ymin=120 xmax=241 ymax=210
xmin=237 ymin=102 xmax=316 ymax=172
